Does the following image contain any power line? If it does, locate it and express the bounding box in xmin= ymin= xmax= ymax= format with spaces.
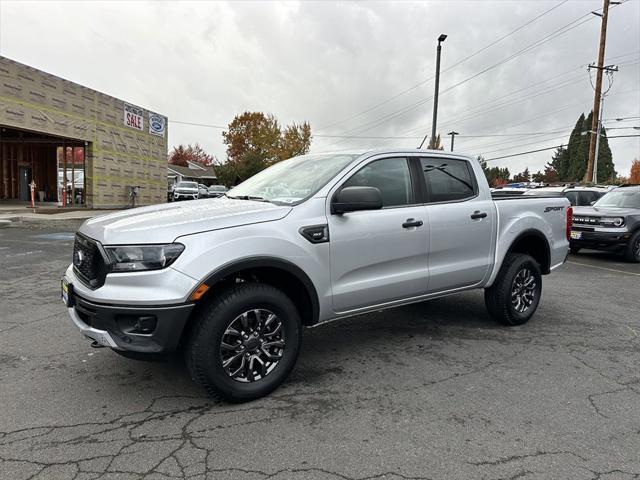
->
xmin=484 ymin=135 xmax=639 ymax=161
xmin=317 ymin=0 xmax=570 ymax=132
xmin=322 ymin=9 xmax=601 ymax=148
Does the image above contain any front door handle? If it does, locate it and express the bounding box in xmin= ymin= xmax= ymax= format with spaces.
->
xmin=402 ymin=219 xmax=424 ymax=229
xmin=470 ymin=211 xmax=487 ymax=220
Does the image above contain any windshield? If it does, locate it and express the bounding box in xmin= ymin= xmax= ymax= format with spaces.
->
xmin=594 ymin=190 xmax=640 ymax=208
xmin=177 ymin=182 xmax=198 ymax=189
xmin=228 ymin=154 xmax=360 ymax=205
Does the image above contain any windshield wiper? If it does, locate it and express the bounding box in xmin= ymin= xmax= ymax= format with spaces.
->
xmin=227 ymin=195 xmax=276 ymax=204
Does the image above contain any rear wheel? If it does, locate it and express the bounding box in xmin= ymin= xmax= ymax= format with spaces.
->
xmin=485 ymin=253 xmax=542 ymax=326
xmin=623 ymin=231 xmax=640 ymax=263
xmin=186 ymin=283 xmax=302 ymax=402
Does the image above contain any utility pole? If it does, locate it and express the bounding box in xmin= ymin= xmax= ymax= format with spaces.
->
xmin=587 ymin=63 xmax=617 ymax=183
xmin=584 ymin=0 xmax=619 ymax=182
xmin=592 ymin=94 xmax=605 ymax=184
xmin=447 ymin=131 xmax=459 ymax=151
xmin=429 ymin=34 xmax=447 ymax=148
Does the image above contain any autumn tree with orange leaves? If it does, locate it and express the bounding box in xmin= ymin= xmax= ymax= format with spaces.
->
xmin=629 ymin=158 xmax=640 ymax=184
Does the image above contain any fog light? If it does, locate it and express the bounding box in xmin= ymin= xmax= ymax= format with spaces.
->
xmin=134 ymin=316 xmax=157 ymax=334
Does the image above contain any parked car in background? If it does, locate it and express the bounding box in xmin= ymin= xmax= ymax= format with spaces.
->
xmin=62 ymin=149 xmax=570 ymax=402
xmin=173 ymin=181 xmax=199 ymax=201
xmin=207 ymin=185 xmax=228 ymax=198
xmin=198 ymin=184 xmax=209 ymax=198
xmin=524 ymin=186 xmax=609 ymax=206
xmin=570 ymin=185 xmax=640 ymax=261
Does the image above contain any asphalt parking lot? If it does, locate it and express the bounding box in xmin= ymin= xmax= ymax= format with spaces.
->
xmin=1 ymin=221 xmax=639 ymax=480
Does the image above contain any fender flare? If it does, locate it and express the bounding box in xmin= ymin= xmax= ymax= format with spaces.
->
xmin=201 ymin=256 xmax=320 ymax=324
xmin=504 ymin=228 xmax=551 ymax=274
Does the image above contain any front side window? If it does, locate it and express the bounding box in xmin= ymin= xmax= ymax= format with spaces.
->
xmin=342 ymin=157 xmax=413 ymax=207
xmin=421 ymin=158 xmax=475 ymax=202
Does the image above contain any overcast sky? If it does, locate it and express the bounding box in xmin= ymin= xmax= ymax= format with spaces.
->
xmin=1 ymin=0 xmax=638 ymax=177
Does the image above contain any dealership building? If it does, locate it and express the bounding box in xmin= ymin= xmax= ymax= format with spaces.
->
xmin=0 ymin=56 xmax=168 ymax=208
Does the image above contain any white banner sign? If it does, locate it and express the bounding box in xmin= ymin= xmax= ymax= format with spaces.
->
xmin=148 ymin=112 xmax=166 ymax=137
xmin=124 ymin=103 xmax=144 ymax=131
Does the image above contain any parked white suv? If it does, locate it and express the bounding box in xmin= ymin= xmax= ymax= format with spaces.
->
xmin=62 ymin=150 xmax=570 ymax=401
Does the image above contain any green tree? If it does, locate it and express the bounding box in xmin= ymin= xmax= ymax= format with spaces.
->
xmin=512 ymin=168 xmax=530 ymax=183
xmin=549 ymin=146 xmax=569 ymax=181
xmin=220 ymin=112 xmax=312 ymax=184
xmin=478 ymin=156 xmax=510 ymax=187
xmin=555 ymin=112 xmax=616 ymax=183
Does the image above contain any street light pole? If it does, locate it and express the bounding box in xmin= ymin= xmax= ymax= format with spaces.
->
xmin=447 ymin=131 xmax=459 ymax=151
xmin=430 ymin=34 xmax=447 ymax=148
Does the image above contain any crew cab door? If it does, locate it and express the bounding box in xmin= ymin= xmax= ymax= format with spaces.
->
xmin=328 ymin=157 xmax=429 ymax=313
xmin=419 ymin=156 xmax=495 ymax=292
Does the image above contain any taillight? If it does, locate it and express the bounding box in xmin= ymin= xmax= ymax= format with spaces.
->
xmin=566 ymin=206 xmax=573 ymax=241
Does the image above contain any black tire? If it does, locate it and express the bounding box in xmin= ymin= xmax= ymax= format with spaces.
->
xmin=569 ymin=245 xmax=581 ymax=255
xmin=484 ymin=253 xmax=542 ymax=326
xmin=185 ymin=283 xmax=302 ymax=402
xmin=623 ymin=230 xmax=640 ymax=263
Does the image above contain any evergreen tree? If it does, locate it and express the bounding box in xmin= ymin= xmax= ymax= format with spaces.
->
xmin=556 ymin=112 xmax=616 ymax=183
xmin=549 ymin=146 xmax=569 ymax=181
xmin=566 ymin=113 xmax=589 ymax=181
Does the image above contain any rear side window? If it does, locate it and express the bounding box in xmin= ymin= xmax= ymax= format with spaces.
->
xmin=564 ymin=191 xmax=579 ymax=206
xmin=342 ymin=157 xmax=413 ymax=207
xmin=421 ymin=158 xmax=476 ymax=202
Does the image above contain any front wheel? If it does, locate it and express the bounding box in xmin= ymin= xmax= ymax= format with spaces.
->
xmin=186 ymin=283 xmax=302 ymax=402
xmin=485 ymin=253 xmax=542 ymax=326
xmin=623 ymin=231 xmax=640 ymax=263
xmin=569 ymin=245 xmax=581 ymax=255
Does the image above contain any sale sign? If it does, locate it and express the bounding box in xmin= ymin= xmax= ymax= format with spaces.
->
xmin=124 ymin=103 xmax=144 ymax=131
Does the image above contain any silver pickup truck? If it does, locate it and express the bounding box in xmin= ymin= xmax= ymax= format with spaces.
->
xmin=62 ymin=149 xmax=571 ymax=401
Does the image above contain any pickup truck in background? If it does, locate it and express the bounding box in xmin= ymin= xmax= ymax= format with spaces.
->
xmin=61 ymin=149 xmax=571 ymax=402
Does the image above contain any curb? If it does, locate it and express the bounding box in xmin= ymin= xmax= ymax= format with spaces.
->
xmin=0 ymin=219 xmax=12 ymax=228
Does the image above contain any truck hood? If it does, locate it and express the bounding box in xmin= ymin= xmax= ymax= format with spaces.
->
xmin=573 ymin=206 xmax=638 ymax=216
xmin=79 ymin=198 xmax=292 ymax=244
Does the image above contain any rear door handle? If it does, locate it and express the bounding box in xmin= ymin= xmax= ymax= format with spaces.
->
xmin=470 ymin=211 xmax=487 ymax=220
xmin=402 ymin=219 xmax=423 ymax=229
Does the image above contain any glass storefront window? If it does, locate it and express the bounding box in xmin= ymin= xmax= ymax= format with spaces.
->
xmin=57 ymin=145 xmax=85 ymax=206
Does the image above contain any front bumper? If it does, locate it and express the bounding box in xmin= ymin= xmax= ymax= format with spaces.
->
xmin=65 ymin=284 xmax=195 ymax=353
xmin=570 ymin=228 xmax=632 ymax=251
xmin=174 ymin=192 xmax=198 ymax=200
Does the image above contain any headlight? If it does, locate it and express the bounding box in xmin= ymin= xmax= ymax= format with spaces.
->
xmin=104 ymin=244 xmax=184 ymax=272
xmin=600 ymin=217 xmax=625 ymax=227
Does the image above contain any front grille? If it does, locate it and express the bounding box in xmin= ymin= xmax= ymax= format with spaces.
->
xmin=573 ymin=216 xmax=601 ymax=226
xmin=73 ymin=234 xmax=107 ymax=289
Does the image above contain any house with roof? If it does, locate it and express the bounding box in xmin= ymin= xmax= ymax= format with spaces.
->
xmin=167 ymin=161 xmax=218 ymax=189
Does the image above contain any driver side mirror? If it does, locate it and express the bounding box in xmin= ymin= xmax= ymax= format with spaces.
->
xmin=332 ymin=186 xmax=383 ymax=214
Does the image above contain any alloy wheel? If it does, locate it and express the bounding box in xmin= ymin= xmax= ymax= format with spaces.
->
xmin=220 ymin=309 xmax=285 ymax=383
xmin=511 ymin=268 xmax=537 ymax=313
